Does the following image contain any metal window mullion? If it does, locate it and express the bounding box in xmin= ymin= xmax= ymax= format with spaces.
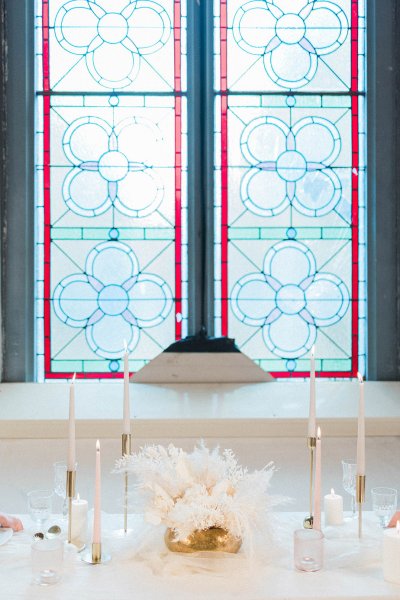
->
xmin=186 ymin=0 xmax=214 ymax=336
xmin=202 ymin=0 xmax=215 ymax=336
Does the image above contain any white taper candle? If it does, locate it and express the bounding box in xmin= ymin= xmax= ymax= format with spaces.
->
xmin=123 ymin=341 xmax=130 ymax=435
xmin=356 ymin=372 xmax=365 ymax=476
xmin=308 ymin=346 xmax=316 ymax=437
xmin=67 ymin=373 xmax=76 ymax=472
xmin=313 ymin=426 xmax=322 ymax=530
xmin=92 ymin=440 xmax=101 ymax=545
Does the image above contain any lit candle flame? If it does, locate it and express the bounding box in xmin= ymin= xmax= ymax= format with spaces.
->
xmin=123 ymin=339 xmax=128 ymax=353
xmin=317 ymin=426 xmax=321 ymax=439
xmin=311 ymin=345 xmax=315 ymax=357
xmin=357 ymin=371 xmax=364 ymax=384
xmin=72 ymin=372 xmax=76 ymax=383
xmin=331 ymin=488 xmax=335 ymax=496
xmin=77 ymin=492 xmax=80 ymax=501
xmin=96 ymin=439 xmax=100 ymax=452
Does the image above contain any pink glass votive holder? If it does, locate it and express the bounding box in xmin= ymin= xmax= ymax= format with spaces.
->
xmin=293 ymin=529 xmax=324 ymax=572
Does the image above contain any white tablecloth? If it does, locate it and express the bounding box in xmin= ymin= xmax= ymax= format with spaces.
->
xmin=1 ymin=512 xmax=399 ymax=600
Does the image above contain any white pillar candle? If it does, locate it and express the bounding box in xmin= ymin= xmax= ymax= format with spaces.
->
xmin=308 ymin=346 xmax=316 ymax=437
xmin=123 ymin=342 xmax=130 ymax=435
xmin=67 ymin=373 xmax=76 ymax=472
xmin=383 ymin=521 xmax=400 ymax=584
xmin=313 ymin=427 xmax=322 ymax=531
xmin=71 ymin=493 xmax=88 ymax=546
xmin=92 ymin=440 xmax=101 ymax=545
xmin=356 ymin=372 xmax=365 ymax=476
xmin=324 ymin=488 xmax=343 ymax=526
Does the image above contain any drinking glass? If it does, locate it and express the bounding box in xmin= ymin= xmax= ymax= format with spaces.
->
xmin=27 ymin=489 xmax=53 ymax=528
xmin=371 ymin=487 xmax=397 ymax=527
xmin=293 ymin=529 xmax=324 ymax=572
xmin=341 ymin=459 xmax=357 ymax=518
xmin=31 ymin=537 xmax=63 ymax=585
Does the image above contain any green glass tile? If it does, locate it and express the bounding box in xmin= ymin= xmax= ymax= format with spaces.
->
xmin=229 ymin=228 xmax=260 ymax=240
xmin=84 ymin=361 xmax=110 ymax=372
xmin=52 ymin=360 xmax=83 ymax=372
xmin=261 ymin=96 xmax=287 ymax=107
xmin=296 ymin=228 xmax=322 ymax=240
xmin=259 ymin=359 xmax=287 ymax=371
xmin=322 ymin=96 xmax=351 ymax=108
xmin=322 ymin=228 xmax=351 ymax=240
xmin=83 ymin=228 xmax=110 ymax=240
xmin=52 ymin=228 xmax=82 ymax=240
xmin=145 ymin=229 xmax=175 ymax=240
xmin=260 ymin=228 xmax=287 ymax=239
xmin=292 ymin=96 xmax=322 ymax=108
xmin=119 ymin=229 xmax=145 ymax=240
xmin=229 ymin=95 xmax=261 ymax=107
xmin=294 ymin=360 xmax=310 ymax=372
xmin=322 ymin=359 xmax=352 ymax=371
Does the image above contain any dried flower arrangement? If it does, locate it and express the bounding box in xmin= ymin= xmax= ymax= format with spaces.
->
xmin=115 ymin=442 xmax=277 ymax=548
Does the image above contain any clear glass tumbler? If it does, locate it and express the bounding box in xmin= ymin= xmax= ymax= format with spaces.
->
xmin=31 ymin=537 xmax=63 ymax=585
xmin=294 ymin=529 xmax=324 ymax=572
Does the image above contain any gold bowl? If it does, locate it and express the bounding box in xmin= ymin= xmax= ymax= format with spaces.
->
xmin=165 ymin=527 xmax=242 ymax=554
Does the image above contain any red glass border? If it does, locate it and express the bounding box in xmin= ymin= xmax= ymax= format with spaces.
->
xmin=350 ymin=0 xmax=359 ymax=377
xmin=220 ymin=0 xmax=228 ymax=337
xmin=219 ymin=1 xmax=360 ymax=378
xmin=42 ymin=0 xmax=52 ymax=377
xmin=43 ymin=1 xmax=183 ymax=378
xmin=174 ymin=0 xmax=182 ymax=341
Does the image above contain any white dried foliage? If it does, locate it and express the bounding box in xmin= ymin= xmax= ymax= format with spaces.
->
xmin=115 ymin=442 xmax=278 ymax=543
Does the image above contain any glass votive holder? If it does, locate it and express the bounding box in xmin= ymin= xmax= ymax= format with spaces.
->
xmin=293 ymin=529 xmax=324 ymax=572
xmin=371 ymin=487 xmax=398 ymax=528
xmin=31 ymin=537 xmax=63 ymax=585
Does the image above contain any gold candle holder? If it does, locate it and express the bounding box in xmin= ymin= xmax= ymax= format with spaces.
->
xmin=303 ymin=436 xmax=316 ymax=529
xmin=122 ymin=433 xmax=131 ymax=534
xmin=66 ymin=470 xmax=76 ymax=545
xmin=356 ymin=474 xmax=366 ymax=538
xmin=81 ymin=542 xmax=111 ymax=565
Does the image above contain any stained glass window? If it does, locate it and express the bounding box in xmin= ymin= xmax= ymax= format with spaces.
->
xmin=214 ymin=0 xmax=366 ymax=377
xmin=35 ymin=0 xmax=187 ymax=379
xmin=34 ymin=0 xmax=366 ymax=380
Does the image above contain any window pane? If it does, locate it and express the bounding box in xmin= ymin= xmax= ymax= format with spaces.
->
xmin=35 ymin=0 xmax=187 ymax=379
xmin=214 ymin=0 xmax=366 ymax=377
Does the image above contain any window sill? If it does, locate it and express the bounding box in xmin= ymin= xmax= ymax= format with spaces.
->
xmin=0 ymin=381 xmax=400 ymax=439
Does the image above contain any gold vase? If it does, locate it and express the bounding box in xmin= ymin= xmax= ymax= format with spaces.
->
xmin=165 ymin=527 xmax=242 ymax=554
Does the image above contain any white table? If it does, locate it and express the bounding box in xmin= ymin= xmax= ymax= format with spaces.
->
xmin=0 ymin=513 xmax=399 ymax=600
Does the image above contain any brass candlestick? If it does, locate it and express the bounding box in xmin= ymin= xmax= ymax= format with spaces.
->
xmin=303 ymin=436 xmax=316 ymax=529
xmin=66 ymin=470 xmax=76 ymax=544
xmin=356 ymin=474 xmax=366 ymax=538
xmin=122 ymin=433 xmax=131 ymax=534
xmin=81 ymin=542 xmax=111 ymax=565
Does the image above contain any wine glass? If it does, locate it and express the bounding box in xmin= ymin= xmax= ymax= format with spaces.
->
xmin=53 ymin=461 xmax=71 ymax=519
xmin=341 ymin=459 xmax=357 ymax=518
xmin=371 ymin=487 xmax=398 ymax=527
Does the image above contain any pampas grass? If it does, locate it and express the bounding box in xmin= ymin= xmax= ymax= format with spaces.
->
xmin=115 ymin=442 xmax=278 ymax=543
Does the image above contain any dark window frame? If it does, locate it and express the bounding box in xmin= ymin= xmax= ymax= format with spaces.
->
xmin=1 ymin=0 xmax=399 ymax=381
